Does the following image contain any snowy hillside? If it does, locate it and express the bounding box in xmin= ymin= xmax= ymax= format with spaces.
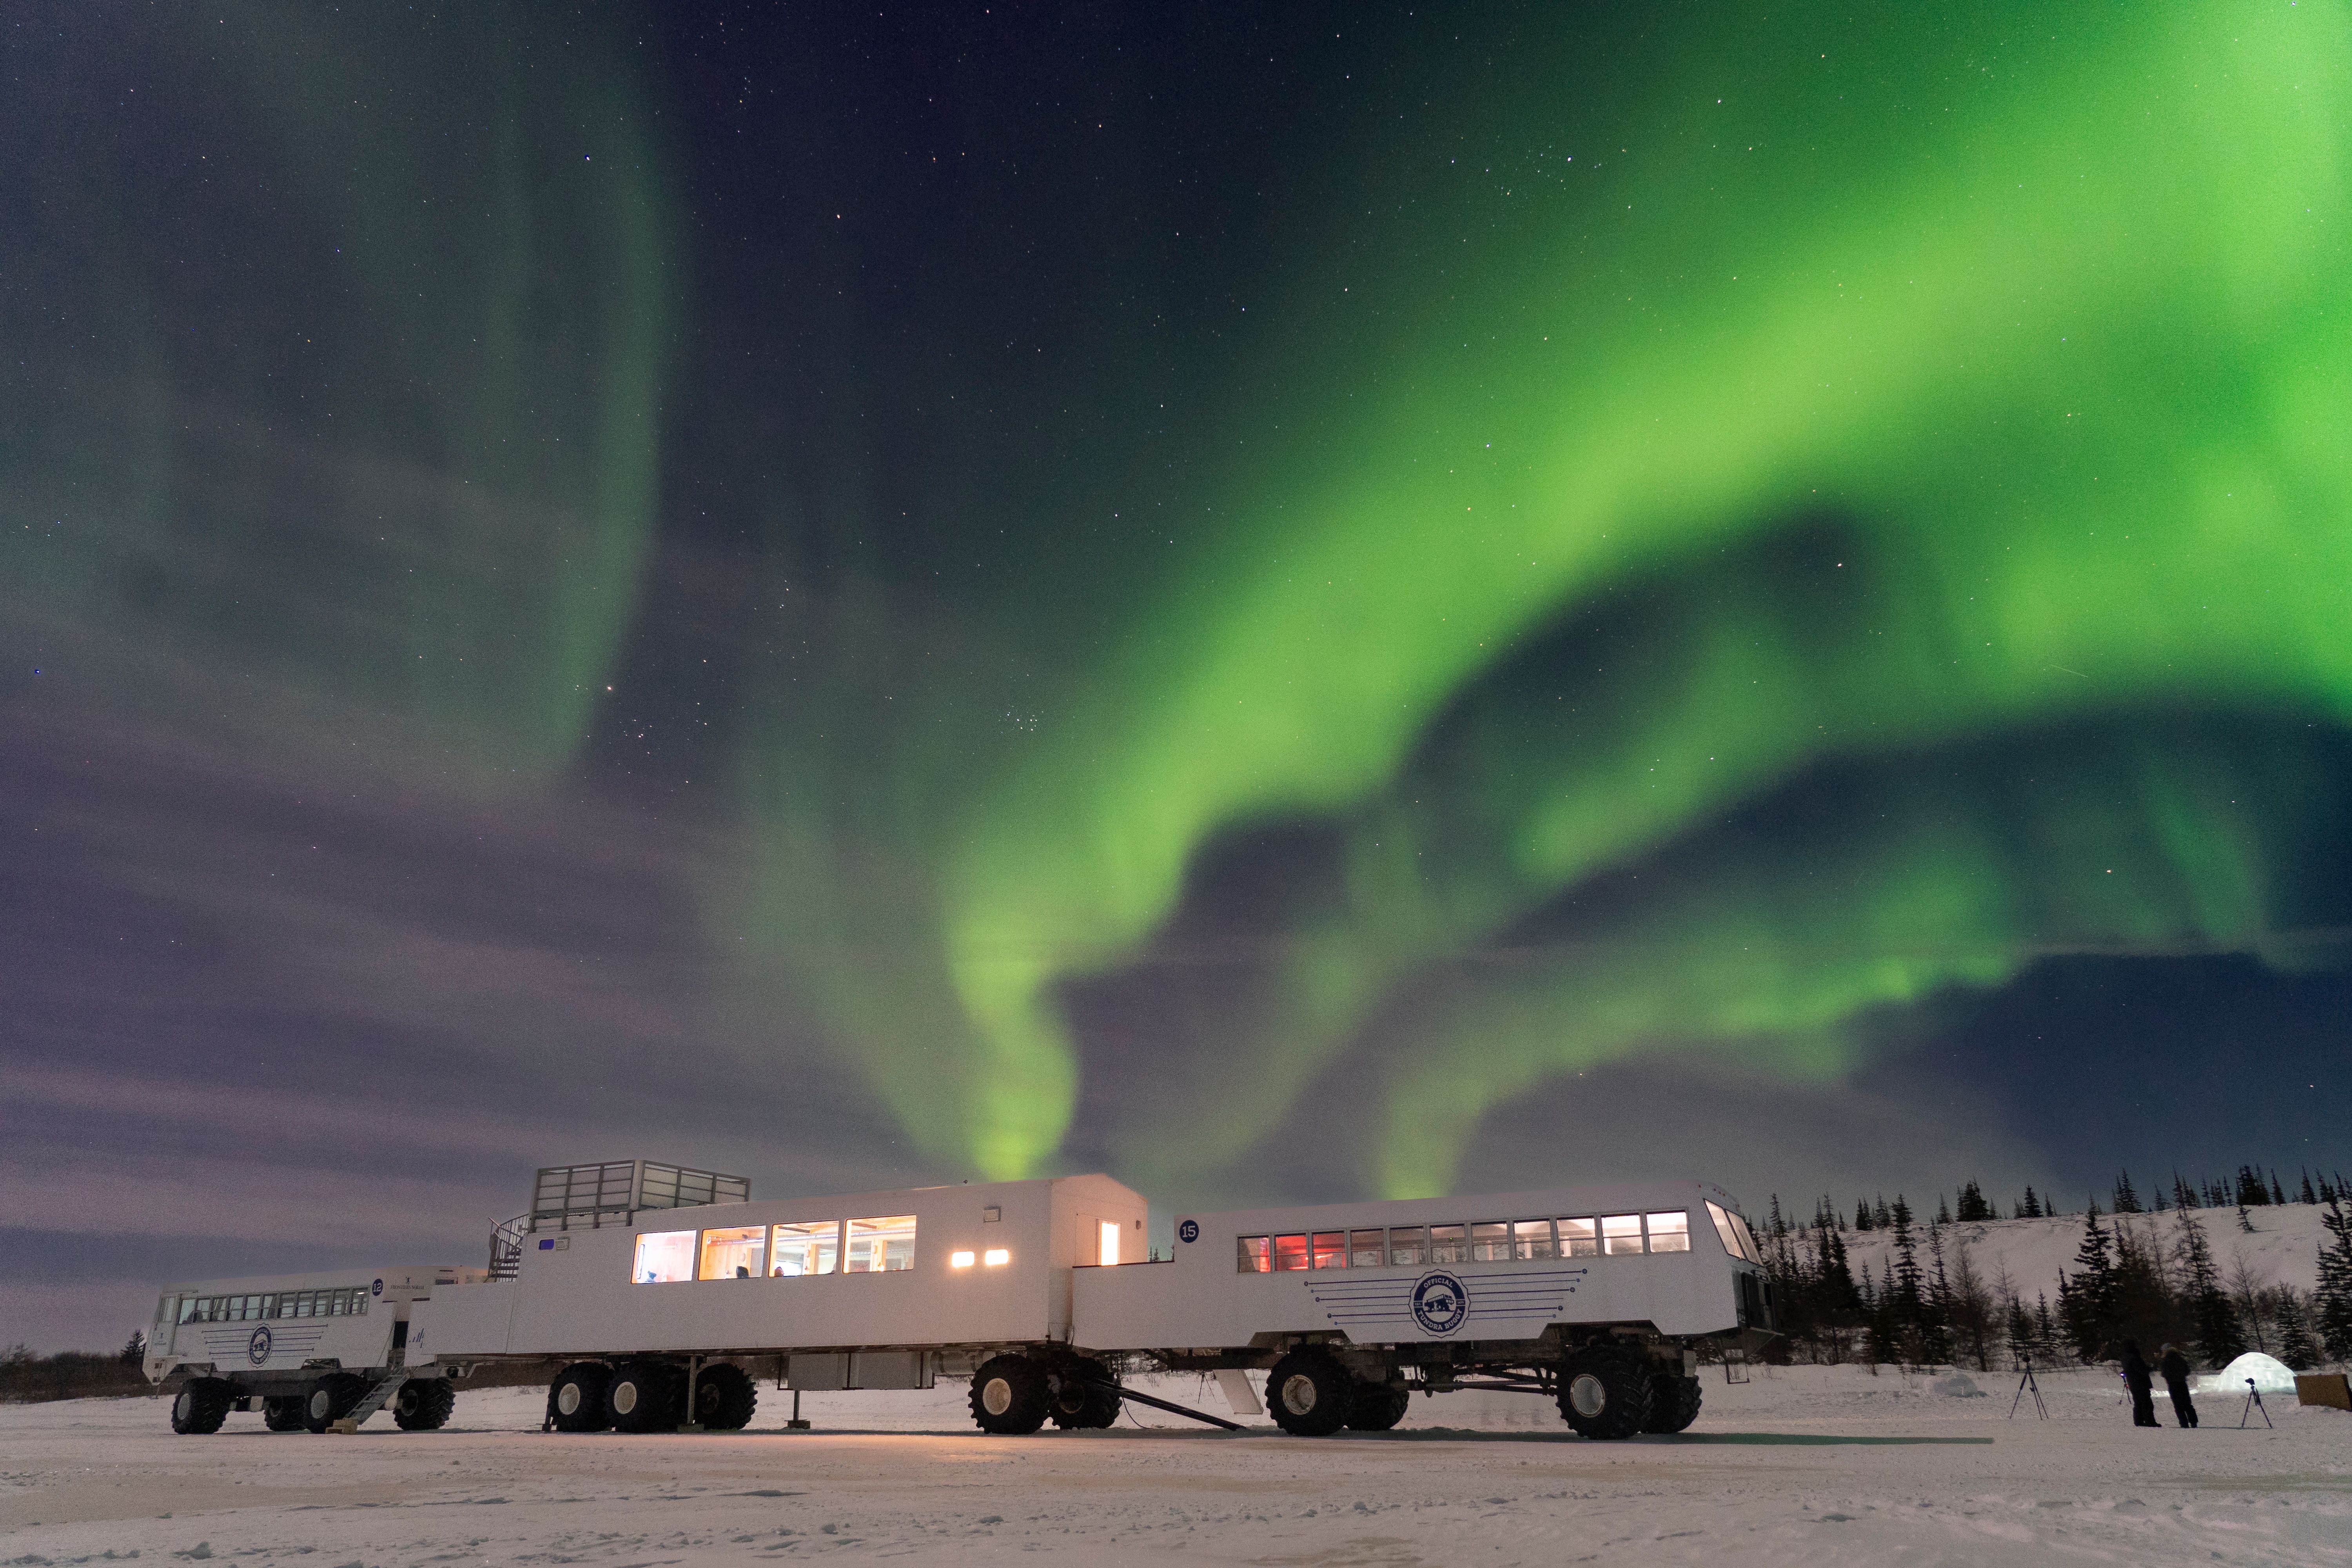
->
xmin=1832 ymin=1203 xmax=2332 ymax=1306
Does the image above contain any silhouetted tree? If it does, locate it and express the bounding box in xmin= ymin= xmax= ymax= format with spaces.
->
xmin=2113 ymin=1170 xmax=2142 ymax=1214
xmin=1956 ymin=1180 xmax=1994 ymax=1223
xmin=2316 ymin=1196 xmax=2352 ymax=1363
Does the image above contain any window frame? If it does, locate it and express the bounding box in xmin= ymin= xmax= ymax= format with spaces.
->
xmin=844 ymin=1214 xmax=918 ymax=1274
xmin=768 ymin=1220 xmax=843 ymax=1277
xmin=1644 ymin=1210 xmax=1692 ymax=1253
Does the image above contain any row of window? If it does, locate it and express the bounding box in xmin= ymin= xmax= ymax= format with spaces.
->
xmin=633 ymin=1216 xmax=918 ymax=1282
xmin=1237 ymin=1212 xmax=1693 ymax=1274
xmin=176 ymin=1287 xmax=368 ymax=1323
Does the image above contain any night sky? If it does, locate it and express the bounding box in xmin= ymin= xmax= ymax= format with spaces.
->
xmin=6 ymin=2 xmax=2350 ymax=1350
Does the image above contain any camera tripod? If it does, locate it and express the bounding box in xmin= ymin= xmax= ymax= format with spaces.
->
xmin=2009 ymin=1354 xmax=2048 ymax=1420
xmin=2238 ymin=1377 xmax=2274 ymax=1430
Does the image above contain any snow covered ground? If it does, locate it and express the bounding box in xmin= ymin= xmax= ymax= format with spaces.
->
xmin=4 ymin=1368 xmax=2347 ymax=1565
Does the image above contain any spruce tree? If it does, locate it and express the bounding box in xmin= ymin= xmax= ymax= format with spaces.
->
xmin=2004 ymin=1293 xmax=2036 ymax=1367
xmin=2274 ymin=1291 xmax=2320 ymax=1371
xmin=2113 ymin=1170 xmax=2141 ymax=1214
xmin=2063 ymin=1209 xmax=2120 ymax=1359
xmin=2238 ymin=1165 xmax=2271 ymax=1207
xmin=2172 ymin=1201 xmax=2245 ymax=1369
xmin=1956 ymin=1180 xmax=1993 ymax=1223
xmin=1936 ymin=1194 xmax=1953 ymax=1227
xmin=2172 ymin=1172 xmax=2198 ymax=1211
xmin=2020 ymin=1186 xmax=2042 ymax=1220
xmin=2299 ymin=1170 xmax=2318 ymax=1205
xmin=1854 ymin=1198 xmax=1873 ymax=1233
xmin=1874 ymin=1194 xmax=1893 ymax=1230
xmin=2270 ymin=1171 xmax=2288 ymax=1206
xmin=2316 ymin=1195 xmax=2352 ymax=1363
xmin=1920 ymin=1221 xmax=1956 ymax=1366
xmin=2034 ymin=1292 xmax=2059 ymax=1365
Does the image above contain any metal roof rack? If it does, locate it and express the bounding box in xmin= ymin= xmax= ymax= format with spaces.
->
xmin=527 ymin=1160 xmax=751 ymax=1232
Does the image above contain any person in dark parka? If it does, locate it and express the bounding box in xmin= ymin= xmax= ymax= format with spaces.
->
xmin=2120 ymin=1339 xmax=2159 ymax=1427
xmin=2157 ymin=1343 xmax=2198 ymax=1427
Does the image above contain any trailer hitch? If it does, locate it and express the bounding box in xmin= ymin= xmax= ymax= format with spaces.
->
xmin=1083 ymin=1376 xmax=1245 ymax=1432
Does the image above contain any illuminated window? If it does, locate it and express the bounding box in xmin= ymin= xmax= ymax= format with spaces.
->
xmin=846 ymin=1215 xmax=917 ymax=1272
xmin=700 ymin=1225 xmax=768 ymax=1279
xmin=633 ymin=1230 xmax=697 ymax=1282
xmin=1729 ymin=1210 xmax=1763 ymax=1264
xmin=1601 ymin=1215 xmax=1644 ymax=1256
xmin=1311 ymin=1231 xmax=1348 ymax=1269
xmin=1645 ymin=1211 xmax=1691 ymax=1253
xmin=1470 ymin=1221 xmax=1512 ymax=1262
xmin=1272 ymin=1234 xmax=1310 ymax=1271
xmin=1428 ymin=1224 xmax=1468 ymax=1265
xmin=770 ymin=1221 xmax=840 ymax=1277
xmin=1558 ymin=1217 xmax=1598 ymax=1257
xmin=950 ymin=1250 xmax=976 ymax=1268
xmin=1098 ymin=1220 xmax=1121 ymax=1267
xmin=1237 ymin=1236 xmax=1271 ymax=1274
xmin=1514 ymin=1220 xmax=1557 ymax=1260
xmin=1387 ymin=1225 xmax=1428 ymax=1267
xmin=982 ymin=1248 xmax=1010 ymax=1266
xmin=1704 ymin=1201 xmax=1741 ymax=1258
xmin=1349 ymin=1229 xmax=1385 ymax=1268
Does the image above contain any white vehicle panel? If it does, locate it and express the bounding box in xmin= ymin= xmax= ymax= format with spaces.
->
xmin=414 ymin=1174 xmax=1146 ymax=1360
xmin=147 ymin=1266 xmax=458 ymax=1381
xmin=1074 ymin=1181 xmax=1751 ymax=1351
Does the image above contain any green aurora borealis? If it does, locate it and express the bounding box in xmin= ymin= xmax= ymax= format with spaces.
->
xmin=8 ymin=2 xmax=2352 ymax=1202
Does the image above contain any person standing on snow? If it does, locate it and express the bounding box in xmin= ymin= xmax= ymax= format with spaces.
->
xmin=2119 ymin=1339 xmax=2159 ymax=1427
xmin=2156 ymin=1343 xmax=2198 ymax=1428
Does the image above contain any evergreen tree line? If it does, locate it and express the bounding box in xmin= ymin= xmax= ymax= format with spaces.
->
xmin=1758 ymin=1185 xmax=2352 ymax=1374
xmin=1833 ymin=1164 xmax=2350 ymax=1232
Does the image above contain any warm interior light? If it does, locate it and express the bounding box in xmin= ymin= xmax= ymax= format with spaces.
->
xmin=1099 ymin=1220 xmax=1120 ymax=1267
xmin=983 ymin=1248 xmax=1010 ymax=1267
xmin=949 ymin=1250 xmax=976 ymax=1268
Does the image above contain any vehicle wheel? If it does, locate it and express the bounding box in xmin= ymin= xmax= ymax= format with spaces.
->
xmin=1640 ymin=1372 xmax=1702 ymax=1434
xmin=548 ymin=1362 xmax=613 ymax=1433
xmin=1345 ymin=1381 xmax=1410 ymax=1432
xmin=690 ymin=1363 xmax=759 ymax=1430
xmin=1265 ymin=1348 xmax=1353 ymax=1437
xmin=1555 ymin=1345 xmax=1654 ymax=1440
xmin=393 ymin=1378 xmax=457 ymax=1431
xmin=968 ymin=1354 xmax=1049 ymax=1435
xmin=302 ymin=1372 xmax=370 ymax=1434
xmin=170 ymin=1377 xmax=234 ymax=1435
xmin=262 ymin=1396 xmax=306 ymax=1432
xmin=1047 ymin=1357 xmax=1122 ymax=1430
xmin=606 ymin=1360 xmax=681 ymax=1433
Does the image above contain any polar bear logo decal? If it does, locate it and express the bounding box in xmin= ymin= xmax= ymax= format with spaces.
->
xmin=1411 ymin=1271 xmax=1469 ymax=1336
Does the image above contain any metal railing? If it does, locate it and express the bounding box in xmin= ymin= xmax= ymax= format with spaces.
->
xmin=487 ymin=1214 xmax=528 ymax=1280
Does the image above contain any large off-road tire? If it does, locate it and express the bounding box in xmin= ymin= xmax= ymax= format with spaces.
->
xmin=1047 ymin=1357 xmax=1122 ymax=1430
xmin=690 ymin=1363 xmax=759 ymax=1430
xmin=170 ymin=1377 xmax=234 ymax=1435
xmin=548 ymin=1362 xmax=614 ymax=1432
xmin=1265 ymin=1348 xmax=1354 ymax=1437
xmin=1556 ymin=1345 xmax=1655 ymax=1440
xmin=393 ymin=1378 xmax=457 ymax=1431
xmin=261 ymin=1396 xmax=306 ymax=1432
xmin=968 ymin=1354 xmax=1050 ymax=1435
xmin=302 ymin=1372 xmax=370 ymax=1434
xmin=1640 ymin=1372 xmax=1702 ymax=1434
xmin=606 ymin=1360 xmax=681 ymax=1433
xmin=1345 ymin=1381 xmax=1411 ymax=1432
